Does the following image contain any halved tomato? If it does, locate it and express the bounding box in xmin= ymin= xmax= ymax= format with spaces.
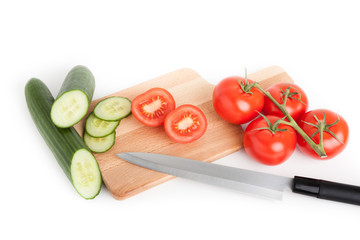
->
xmin=131 ymin=87 xmax=176 ymax=127
xmin=164 ymin=104 xmax=207 ymax=143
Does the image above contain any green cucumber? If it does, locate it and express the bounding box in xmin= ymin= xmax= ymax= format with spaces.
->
xmin=25 ymin=78 xmax=102 ymax=199
xmin=51 ymin=65 xmax=95 ymax=128
xmin=84 ymin=131 xmax=116 ymax=153
xmin=93 ymin=96 xmax=131 ymax=121
xmin=85 ymin=112 xmax=119 ymax=137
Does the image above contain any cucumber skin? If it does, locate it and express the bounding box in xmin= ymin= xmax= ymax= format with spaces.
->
xmin=25 ymin=78 xmax=101 ymax=199
xmin=51 ymin=65 xmax=95 ymax=128
xmin=56 ymin=65 xmax=95 ymax=103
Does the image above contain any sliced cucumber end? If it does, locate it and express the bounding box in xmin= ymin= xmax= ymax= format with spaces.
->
xmin=84 ymin=131 xmax=116 ymax=153
xmin=51 ymin=90 xmax=89 ymax=128
xmin=71 ymin=149 xmax=102 ymax=199
xmin=93 ymin=97 xmax=131 ymax=121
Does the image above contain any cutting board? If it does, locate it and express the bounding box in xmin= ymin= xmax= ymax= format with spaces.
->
xmin=74 ymin=66 xmax=294 ymax=200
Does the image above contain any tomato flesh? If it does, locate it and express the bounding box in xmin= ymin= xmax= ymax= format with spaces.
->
xmin=164 ymin=104 xmax=207 ymax=143
xmin=140 ymin=95 xmax=167 ymax=119
xmin=131 ymin=88 xmax=175 ymax=127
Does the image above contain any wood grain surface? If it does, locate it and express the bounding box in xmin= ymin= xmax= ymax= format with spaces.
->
xmin=74 ymin=66 xmax=294 ymax=200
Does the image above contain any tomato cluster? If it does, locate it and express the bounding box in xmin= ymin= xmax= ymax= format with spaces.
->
xmin=213 ymin=76 xmax=349 ymax=166
xmin=131 ymin=88 xmax=207 ymax=143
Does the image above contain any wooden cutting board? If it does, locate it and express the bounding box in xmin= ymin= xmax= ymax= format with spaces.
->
xmin=74 ymin=66 xmax=294 ymax=200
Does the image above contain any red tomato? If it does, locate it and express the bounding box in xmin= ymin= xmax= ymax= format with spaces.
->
xmin=263 ymin=83 xmax=308 ymax=120
xmin=297 ymin=109 xmax=349 ymax=159
xmin=131 ymin=87 xmax=176 ymax=127
xmin=164 ymin=104 xmax=207 ymax=143
xmin=243 ymin=115 xmax=297 ymax=165
xmin=213 ymin=76 xmax=264 ymax=124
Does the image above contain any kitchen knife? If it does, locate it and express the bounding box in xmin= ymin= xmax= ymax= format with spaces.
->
xmin=116 ymin=152 xmax=360 ymax=206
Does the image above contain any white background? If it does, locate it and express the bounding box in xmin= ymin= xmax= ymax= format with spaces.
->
xmin=2 ymin=0 xmax=360 ymax=239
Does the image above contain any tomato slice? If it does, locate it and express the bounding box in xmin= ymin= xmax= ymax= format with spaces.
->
xmin=131 ymin=87 xmax=176 ymax=127
xmin=164 ymin=104 xmax=207 ymax=143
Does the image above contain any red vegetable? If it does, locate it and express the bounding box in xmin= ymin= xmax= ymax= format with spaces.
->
xmin=243 ymin=115 xmax=297 ymax=165
xmin=164 ymin=104 xmax=207 ymax=143
xmin=131 ymin=87 xmax=175 ymax=127
xmin=263 ymin=83 xmax=308 ymax=121
xmin=297 ymin=109 xmax=349 ymax=159
xmin=213 ymin=76 xmax=264 ymax=124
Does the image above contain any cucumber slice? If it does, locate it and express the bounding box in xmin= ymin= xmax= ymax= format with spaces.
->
xmin=25 ymin=78 xmax=101 ymax=199
xmin=51 ymin=65 xmax=95 ymax=128
xmin=84 ymin=131 xmax=116 ymax=153
xmin=71 ymin=149 xmax=102 ymax=199
xmin=93 ymin=96 xmax=131 ymax=121
xmin=85 ymin=112 xmax=119 ymax=137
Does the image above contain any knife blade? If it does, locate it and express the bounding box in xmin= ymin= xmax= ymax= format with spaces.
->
xmin=116 ymin=152 xmax=360 ymax=206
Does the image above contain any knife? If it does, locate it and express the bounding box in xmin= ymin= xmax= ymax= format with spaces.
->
xmin=116 ymin=152 xmax=360 ymax=206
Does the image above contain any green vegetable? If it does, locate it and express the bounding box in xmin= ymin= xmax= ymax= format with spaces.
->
xmin=85 ymin=112 xmax=119 ymax=137
xmin=93 ymin=96 xmax=131 ymax=121
xmin=51 ymin=65 xmax=95 ymax=128
xmin=25 ymin=78 xmax=102 ymax=199
xmin=84 ymin=131 xmax=116 ymax=153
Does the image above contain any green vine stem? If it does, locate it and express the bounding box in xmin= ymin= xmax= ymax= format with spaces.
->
xmin=254 ymin=84 xmax=327 ymax=158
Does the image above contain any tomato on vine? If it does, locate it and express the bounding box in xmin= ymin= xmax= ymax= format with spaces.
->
xmin=213 ymin=72 xmax=264 ymax=124
xmin=263 ymin=83 xmax=308 ymax=121
xmin=243 ymin=114 xmax=297 ymax=165
xmin=297 ymin=109 xmax=349 ymax=159
xmin=214 ymin=69 xmax=349 ymax=161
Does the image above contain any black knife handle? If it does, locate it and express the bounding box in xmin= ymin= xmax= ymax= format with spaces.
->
xmin=292 ymin=176 xmax=360 ymax=206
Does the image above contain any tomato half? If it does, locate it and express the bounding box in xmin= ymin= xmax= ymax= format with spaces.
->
xmin=164 ymin=104 xmax=207 ymax=143
xmin=297 ymin=109 xmax=349 ymax=159
xmin=213 ymin=76 xmax=264 ymax=124
xmin=131 ymin=87 xmax=176 ymax=127
xmin=243 ymin=115 xmax=297 ymax=165
xmin=263 ymin=83 xmax=308 ymax=121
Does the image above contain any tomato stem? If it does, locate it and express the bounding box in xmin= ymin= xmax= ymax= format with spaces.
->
xmin=238 ymin=68 xmax=257 ymax=95
xmin=254 ymin=84 xmax=327 ymax=158
xmin=252 ymin=112 xmax=287 ymax=134
xmin=280 ymin=85 xmax=307 ymax=106
xmin=281 ymin=87 xmax=290 ymax=107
